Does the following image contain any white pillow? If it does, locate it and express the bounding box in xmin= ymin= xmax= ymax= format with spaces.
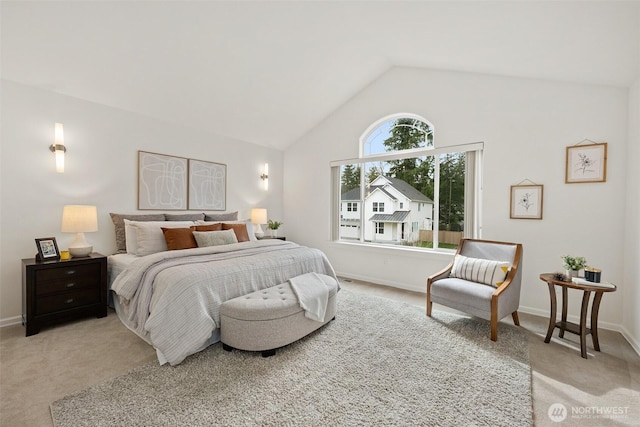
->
xmin=450 ymin=254 xmax=510 ymax=288
xmin=127 ymin=220 xmax=196 ymax=256
xmin=123 ymin=219 xmax=138 ymax=255
xmin=195 ymin=219 xmax=257 ymax=241
xmin=193 ymin=229 xmax=238 ymax=247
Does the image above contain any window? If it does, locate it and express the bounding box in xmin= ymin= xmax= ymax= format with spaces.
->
xmin=331 ymin=113 xmax=482 ymax=250
xmin=347 ymin=202 xmax=358 ymax=212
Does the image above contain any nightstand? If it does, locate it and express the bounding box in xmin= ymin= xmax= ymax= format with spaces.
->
xmin=258 ymin=236 xmax=286 ymax=241
xmin=22 ymin=253 xmax=107 ymax=336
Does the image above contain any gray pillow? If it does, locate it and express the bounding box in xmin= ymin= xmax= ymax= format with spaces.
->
xmin=204 ymin=211 xmax=238 ymax=221
xmin=110 ymin=213 xmax=165 ymax=253
xmin=165 ymin=213 xmax=205 ymax=221
xmin=193 ymin=229 xmax=238 ymax=247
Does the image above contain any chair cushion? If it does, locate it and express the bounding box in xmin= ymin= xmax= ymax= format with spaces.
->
xmin=450 ymin=254 xmax=510 ymax=287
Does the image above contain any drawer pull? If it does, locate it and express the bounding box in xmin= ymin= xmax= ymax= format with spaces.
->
xmin=65 ymin=298 xmax=74 ymax=304
xmin=66 ymin=283 xmax=76 ymax=288
xmin=66 ymin=270 xmax=76 ymax=275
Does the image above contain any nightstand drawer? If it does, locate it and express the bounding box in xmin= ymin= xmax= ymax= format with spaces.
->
xmin=35 ymin=263 xmax=100 ymax=283
xmin=35 ymin=289 xmax=100 ymax=315
xmin=35 ymin=276 xmax=98 ymax=296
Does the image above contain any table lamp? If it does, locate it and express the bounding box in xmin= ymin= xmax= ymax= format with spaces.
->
xmin=61 ymin=205 xmax=98 ymax=257
xmin=251 ymin=208 xmax=267 ymax=238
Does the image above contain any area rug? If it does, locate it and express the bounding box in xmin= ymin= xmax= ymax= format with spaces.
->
xmin=51 ymin=289 xmax=532 ymax=426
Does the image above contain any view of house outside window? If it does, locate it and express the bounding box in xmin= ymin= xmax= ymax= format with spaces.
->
xmin=337 ymin=115 xmax=469 ymax=250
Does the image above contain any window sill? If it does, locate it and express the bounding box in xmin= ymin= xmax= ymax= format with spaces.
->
xmin=329 ymin=240 xmax=455 ymax=259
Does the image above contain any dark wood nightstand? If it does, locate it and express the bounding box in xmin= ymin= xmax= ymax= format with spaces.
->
xmin=22 ymin=253 xmax=108 ymax=336
xmin=258 ymin=236 xmax=286 ymax=241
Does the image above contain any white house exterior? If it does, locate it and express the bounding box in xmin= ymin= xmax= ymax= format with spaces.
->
xmin=340 ymin=176 xmax=433 ymax=243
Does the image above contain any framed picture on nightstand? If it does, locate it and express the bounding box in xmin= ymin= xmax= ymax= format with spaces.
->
xmin=35 ymin=237 xmax=60 ymax=261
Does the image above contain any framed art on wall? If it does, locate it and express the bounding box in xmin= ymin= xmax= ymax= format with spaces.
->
xmin=565 ymin=142 xmax=607 ymax=184
xmin=188 ymin=159 xmax=226 ymax=210
xmin=138 ymin=151 xmax=188 ymax=210
xmin=35 ymin=237 xmax=60 ymax=261
xmin=510 ymin=184 xmax=543 ymax=220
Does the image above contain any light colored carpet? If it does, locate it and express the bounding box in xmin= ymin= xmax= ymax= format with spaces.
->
xmin=50 ymin=289 xmax=532 ymax=426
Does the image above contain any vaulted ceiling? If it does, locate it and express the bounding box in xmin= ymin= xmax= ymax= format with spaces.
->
xmin=2 ymin=1 xmax=638 ymax=150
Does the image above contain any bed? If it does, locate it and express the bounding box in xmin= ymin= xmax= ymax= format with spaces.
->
xmin=108 ymin=216 xmax=337 ymax=366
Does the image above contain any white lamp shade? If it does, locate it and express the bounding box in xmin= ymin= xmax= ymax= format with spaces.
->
xmin=251 ymin=208 xmax=268 ymax=224
xmin=61 ymin=205 xmax=98 ymax=232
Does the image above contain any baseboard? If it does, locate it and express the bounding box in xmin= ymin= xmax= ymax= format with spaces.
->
xmin=619 ymin=325 xmax=640 ymax=357
xmin=336 ymin=271 xmax=425 ymax=294
xmin=0 ymin=315 xmax=22 ymax=328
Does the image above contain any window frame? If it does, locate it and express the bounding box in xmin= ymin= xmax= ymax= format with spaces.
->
xmin=331 ymin=114 xmax=483 ymax=252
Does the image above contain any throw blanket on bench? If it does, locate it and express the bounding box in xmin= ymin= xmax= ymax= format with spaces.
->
xmin=290 ymin=272 xmax=331 ymax=322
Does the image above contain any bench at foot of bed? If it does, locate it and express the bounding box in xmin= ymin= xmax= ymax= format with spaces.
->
xmin=220 ymin=274 xmax=338 ymax=357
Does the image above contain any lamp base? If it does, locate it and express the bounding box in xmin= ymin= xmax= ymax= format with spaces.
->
xmin=69 ymin=245 xmax=92 ymax=257
xmin=68 ymin=232 xmax=92 ymax=257
xmin=254 ymin=224 xmax=264 ymax=238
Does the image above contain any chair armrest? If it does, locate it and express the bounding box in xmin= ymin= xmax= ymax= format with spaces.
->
xmin=427 ymin=262 xmax=454 ymax=287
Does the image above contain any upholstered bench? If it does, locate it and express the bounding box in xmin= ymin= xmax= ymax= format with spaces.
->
xmin=220 ymin=274 xmax=339 ymax=357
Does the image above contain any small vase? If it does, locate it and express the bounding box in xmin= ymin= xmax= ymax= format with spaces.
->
xmin=565 ymin=269 xmax=578 ymax=280
xmin=270 ymin=229 xmax=278 ymax=238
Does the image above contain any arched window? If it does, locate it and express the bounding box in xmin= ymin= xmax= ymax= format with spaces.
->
xmin=332 ymin=113 xmax=482 ymax=250
xmin=362 ymin=114 xmax=434 ymax=156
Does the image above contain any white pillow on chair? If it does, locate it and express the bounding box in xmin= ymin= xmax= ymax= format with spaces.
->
xmin=450 ymin=254 xmax=510 ymax=287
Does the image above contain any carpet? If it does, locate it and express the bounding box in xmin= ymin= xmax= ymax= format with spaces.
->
xmin=51 ymin=289 xmax=532 ymax=426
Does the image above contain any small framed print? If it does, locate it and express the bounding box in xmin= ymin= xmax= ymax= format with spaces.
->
xmin=510 ymin=185 xmax=543 ymax=220
xmin=565 ymin=143 xmax=607 ymax=184
xmin=35 ymin=237 xmax=60 ymax=261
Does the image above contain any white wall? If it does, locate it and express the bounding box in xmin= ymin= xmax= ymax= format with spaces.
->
xmin=624 ymin=77 xmax=640 ymax=353
xmin=285 ymin=67 xmax=629 ymax=331
xmin=0 ymin=80 xmax=283 ymax=324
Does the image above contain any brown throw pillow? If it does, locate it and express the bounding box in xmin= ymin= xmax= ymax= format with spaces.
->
xmin=191 ymin=223 xmax=223 ymax=232
xmin=161 ymin=228 xmax=197 ymax=250
xmin=222 ymin=223 xmax=250 ymax=242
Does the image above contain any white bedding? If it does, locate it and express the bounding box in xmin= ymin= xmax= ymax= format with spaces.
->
xmin=110 ymin=239 xmax=337 ymax=365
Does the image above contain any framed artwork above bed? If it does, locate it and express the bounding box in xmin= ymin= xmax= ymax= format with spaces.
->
xmin=138 ymin=151 xmax=188 ymax=210
xmin=188 ymin=159 xmax=226 ymax=211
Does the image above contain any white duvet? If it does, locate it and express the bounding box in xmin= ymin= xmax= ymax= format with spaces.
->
xmin=111 ymin=239 xmax=337 ymax=365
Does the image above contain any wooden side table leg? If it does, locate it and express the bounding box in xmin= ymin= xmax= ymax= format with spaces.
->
xmin=559 ymin=286 xmax=568 ymax=338
xmin=544 ymin=281 xmax=557 ymax=343
xmin=579 ymin=291 xmax=592 ymax=359
xmin=591 ymin=291 xmax=604 ymax=352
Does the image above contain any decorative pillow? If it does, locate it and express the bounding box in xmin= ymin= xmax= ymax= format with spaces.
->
xmin=222 ymin=222 xmax=250 ymax=242
xmin=193 ymin=229 xmax=238 ymax=247
xmin=191 ymin=223 xmax=223 ymax=232
xmin=450 ymin=255 xmax=510 ymax=287
xmin=110 ymin=213 xmax=165 ymax=253
xmin=165 ymin=213 xmax=205 ymax=221
xmin=128 ymin=220 xmax=196 ymax=256
xmin=161 ymin=228 xmax=197 ymax=250
xmin=204 ymin=211 xmax=238 ymax=222
xmin=196 ymin=219 xmax=257 ymax=241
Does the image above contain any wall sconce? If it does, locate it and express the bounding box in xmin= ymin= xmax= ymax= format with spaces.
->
xmin=61 ymin=205 xmax=98 ymax=257
xmin=260 ymin=163 xmax=269 ymax=190
xmin=49 ymin=123 xmax=66 ymax=173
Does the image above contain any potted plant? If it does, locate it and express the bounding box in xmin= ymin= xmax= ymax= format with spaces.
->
xmin=561 ymin=255 xmax=587 ymax=279
xmin=267 ymin=219 xmax=283 ymax=237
